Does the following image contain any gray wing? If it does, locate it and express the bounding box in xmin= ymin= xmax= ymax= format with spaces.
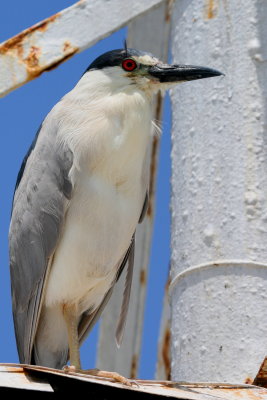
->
xmin=9 ymin=119 xmax=73 ymax=364
xmin=115 ymin=191 xmax=148 ymax=346
xmin=115 ymin=236 xmax=135 ymax=346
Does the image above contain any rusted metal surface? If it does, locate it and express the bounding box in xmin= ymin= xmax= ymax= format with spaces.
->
xmin=96 ymin=1 xmax=171 ymax=378
xmin=1 ymin=364 xmax=267 ymax=399
xmin=205 ymin=0 xmax=218 ymax=19
xmin=147 ymin=134 xmax=160 ymax=217
xmin=165 ymin=0 xmax=175 ymax=22
xmin=0 ymin=13 xmax=59 ymax=53
xmin=156 ymin=277 xmax=171 ymax=380
xmin=0 ymin=0 xmax=166 ymax=97
xmin=130 ymin=354 xmax=138 ymax=379
xmin=161 ymin=326 xmax=171 ymax=380
xmin=139 ymin=269 xmax=147 ymax=286
xmin=0 ymin=13 xmax=68 ymax=92
xmin=254 ymin=357 xmax=267 ymax=388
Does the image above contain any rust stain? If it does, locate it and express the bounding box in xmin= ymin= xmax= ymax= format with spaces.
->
xmin=245 ymin=377 xmax=253 ymax=385
xmin=16 ymin=43 xmax=24 ymax=59
xmin=44 ymin=48 xmax=78 ymax=73
xmin=3 ymin=366 xmax=24 ymax=373
xmin=139 ymin=269 xmax=147 ymax=285
xmin=165 ymin=276 xmax=171 ymax=291
xmin=205 ymin=0 xmax=218 ymax=19
xmin=130 ymin=354 xmax=138 ymax=379
xmin=165 ymin=0 xmax=174 ymax=22
xmin=162 ymin=326 xmax=171 ymax=380
xmin=0 ymin=11 xmax=77 ymax=83
xmin=24 ymin=46 xmax=41 ymax=76
xmin=155 ymin=91 xmax=163 ymax=121
xmin=24 ymin=47 xmax=78 ymax=81
xmin=147 ymin=135 xmax=159 ymax=217
xmin=63 ymin=41 xmax=72 ymax=53
xmin=210 ymin=388 xmax=267 ymax=400
xmin=0 ymin=13 xmax=60 ymax=55
xmin=147 ymin=92 xmax=162 ymax=217
xmin=254 ymin=357 xmax=267 ymax=388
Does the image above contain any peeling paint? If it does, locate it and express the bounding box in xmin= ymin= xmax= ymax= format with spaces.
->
xmin=0 ymin=11 xmax=73 ymax=87
xmin=24 ymin=46 xmax=41 ymax=77
xmin=0 ymin=13 xmax=60 ymax=55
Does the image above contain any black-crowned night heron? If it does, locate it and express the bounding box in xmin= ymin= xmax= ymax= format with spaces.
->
xmin=9 ymin=47 xmax=222 ymax=382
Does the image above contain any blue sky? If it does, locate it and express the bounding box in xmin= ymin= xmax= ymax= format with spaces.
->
xmin=0 ymin=1 xmax=171 ymax=379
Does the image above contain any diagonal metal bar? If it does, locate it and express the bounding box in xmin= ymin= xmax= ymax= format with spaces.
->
xmin=0 ymin=0 xmax=165 ymax=97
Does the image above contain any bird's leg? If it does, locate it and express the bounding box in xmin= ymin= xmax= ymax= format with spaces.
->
xmin=62 ymin=303 xmax=81 ymax=369
xmin=62 ymin=304 xmax=136 ymax=386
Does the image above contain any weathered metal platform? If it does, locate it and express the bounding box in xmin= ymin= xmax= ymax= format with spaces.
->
xmin=1 ymin=363 xmax=267 ymax=398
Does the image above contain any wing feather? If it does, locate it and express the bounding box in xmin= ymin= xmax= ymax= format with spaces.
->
xmin=9 ymin=119 xmax=73 ymax=363
xmin=115 ymin=237 xmax=135 ymax=347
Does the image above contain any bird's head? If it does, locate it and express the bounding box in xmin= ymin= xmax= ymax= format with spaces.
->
xmin=82 ymin=48 xmax=223 ymax=97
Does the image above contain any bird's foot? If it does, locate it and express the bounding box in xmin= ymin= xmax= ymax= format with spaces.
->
xmin=63 ymin=366 xmax=137 ymax=387
xmin=84 ymin=368 xmax=138 ymax=387
xmin=63 ymin=365 xmax=77 ymax=373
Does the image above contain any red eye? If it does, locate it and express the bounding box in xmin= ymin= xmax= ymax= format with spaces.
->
xmin=122 ymin=59 xmax=137 ymax=71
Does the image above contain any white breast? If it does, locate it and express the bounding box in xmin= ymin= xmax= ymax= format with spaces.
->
xmin=44 ymin=82 xmax=153 ymax=312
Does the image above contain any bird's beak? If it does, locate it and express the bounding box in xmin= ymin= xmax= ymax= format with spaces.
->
xmin=148 ymin=63 xmax=223 ymax=83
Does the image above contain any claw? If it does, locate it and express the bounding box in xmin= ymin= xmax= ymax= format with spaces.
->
xmin=64 ymin=366 xmax=137 ymax=387
xmin=85 ymin=368 xmax=133 ymax=386
xmin=63 ymin=365 xmax=77 ymax=373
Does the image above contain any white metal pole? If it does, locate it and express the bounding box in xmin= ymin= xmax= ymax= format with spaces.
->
xmin=170 ymin=0 xmax=267 ymax=383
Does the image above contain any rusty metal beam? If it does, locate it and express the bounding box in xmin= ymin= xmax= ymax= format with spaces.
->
xmin=0 ymin=0 xmax=165 ymax=97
